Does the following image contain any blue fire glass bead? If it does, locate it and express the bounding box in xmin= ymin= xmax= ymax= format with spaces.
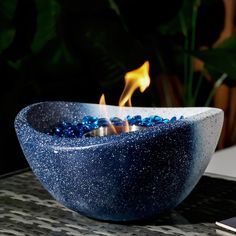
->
xmin=142 ymin=117 xmax=153 ymax=127
xmin=133 ymin=115 xmax=142 ymax=125
xmin=126 ymin=115 xmax=132 ymax=121
xmin=52 ymin=122 xmax=71 ymax=137
xmin=96 ymin=118 xmax=109 ymax=127
xmin=149 ymin=115 xmax=156 ymax=121
xmin=133 ymin=115 xmax=142 ymax=121
xmin=91 ymin=123 xmax=99 ymax=130
xmin=83 ymin=124 xmax=94 ymax=133
xmin=126 ymin=115 xmax=131 ymax=123
xmin=53 ymin=126 xmax=63 ymax=137
xmin=127 ymin=115 xmax=143 ymax=126
xmin=74 ymin=123 xmax=84 ymax=138
xmin=150 ymin=115 xmax=163 ymax=124
xmin=82 ymin=116 xmax=98 ymax=125
xmin=81 ymin=116 xmax=99 ymax=134
xmin=126 ymin=115 xmax=136 ymax=125
xmin=64 ymin=126 xmax=75 ymax=138
xmin=110 ymin=117 xmax=124 ymax=126
xmin=61 ymin=121 xmax=72 ymax=128
xmin=162 ymin=119 xmax=170 ymax=124
xmin=49 ymin=113 xmax=185 ymax=139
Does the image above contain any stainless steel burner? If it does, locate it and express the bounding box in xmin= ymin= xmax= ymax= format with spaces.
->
xmin=84 ymin=125 xmax=144 ymax=137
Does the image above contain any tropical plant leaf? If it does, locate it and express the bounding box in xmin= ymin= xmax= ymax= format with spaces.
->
xmin=0 ymin=0 xmax=17 ymax=53
xmin=83 ymin=30 xmax=127 ymax=88
xmin=51 ymin=41 xmax=75 ymax=65
xmin=73 ymin=14 xmax=146 ymax=89
xmin=108 ymin=0 xmax=121 ymax=16
xmin=0 ymin=28 xmax=15 ymax=53
xmin=0 ymin=0 xmax=17 ymax=27
xmin=8 ymin=58 xmax=23 ymax=70
xmin=31 ymin=0 xmax=60 ymax=53
xmin=191 ymin=33 xmax=236 ymax=80
xmin=159 ymin=0 xmax=197 ymax=36
xmin=32 ymin=37 xmax=76 ymax=69
xmin=217 ymin=33 xmax=236 ymax=49
xmin=192 ymin=49 xmax=236 ymax=80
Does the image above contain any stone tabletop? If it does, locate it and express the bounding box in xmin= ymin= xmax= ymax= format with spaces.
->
xmin=0 ymin=171 xmax=236 ymax=236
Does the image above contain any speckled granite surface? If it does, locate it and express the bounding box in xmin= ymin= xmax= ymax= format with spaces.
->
xmin=15 ymin=102 xmax=224 ymax=221
xmin=0 ymin=170 xmax=236 ymax=236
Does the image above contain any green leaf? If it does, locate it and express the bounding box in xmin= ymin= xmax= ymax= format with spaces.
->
xmin=192 ymin=49 xmax=236 ymax=80
xmin=191 ymin=33 xmax=236 ymax=80
xmin=108 ymin=0 xmax=121 ymax=16
xmin=0 ymin=0 xmax=17 ymax=52
xmin=51 ymin=42 xmax=75 ymax=65
xmin=75 ymin=16 xmax=145 ymax=89
xmin=0 ymin=0 xmax=17 ymax=27
xmin=159 ymin=0 xmax=197 ymax=36
xmin=31 ymin=0 xmax=60 ymax=53
xmin=217 ymin=33 xmax=236 ymax=49
xmin=0 ymin=28 xmax=15 ymax=53
xmin=8 ymin=58 xmax=24 ymax=70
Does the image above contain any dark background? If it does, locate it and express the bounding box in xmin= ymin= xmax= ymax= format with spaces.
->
xmin=0 ymin=0 xmax=224 ymax=175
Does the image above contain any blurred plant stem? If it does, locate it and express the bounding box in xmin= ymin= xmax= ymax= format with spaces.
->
xmin=192 ymin=70 xmax=204 ymax=105
xmin=185 ymin=0 xmax=201 ymax=106
xmin=205 ymin=73 xmax=228 ymax=106
xmin=108 ymin=0 xmax=129 ymax=33
xmin=181 ymin=12 xmax=189 ymax=106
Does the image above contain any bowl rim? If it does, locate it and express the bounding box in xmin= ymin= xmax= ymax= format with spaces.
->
xmin=14 ymin=101 xmax=223 ymax=150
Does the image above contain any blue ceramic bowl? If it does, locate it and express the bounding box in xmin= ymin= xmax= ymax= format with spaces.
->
xmin=15 ymin=102 xmax=223 ymax=221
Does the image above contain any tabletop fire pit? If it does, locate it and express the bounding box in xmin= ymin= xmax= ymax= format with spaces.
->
xmin=15 ymin=101 xmax=223 ymax=221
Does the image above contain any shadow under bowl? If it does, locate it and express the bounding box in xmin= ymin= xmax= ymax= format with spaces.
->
xmin=14 ymin=102 xmax=223 ymax=221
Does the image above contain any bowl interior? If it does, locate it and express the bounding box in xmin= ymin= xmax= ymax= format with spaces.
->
xmin=25 ymin=102 xmax=217 ymax=134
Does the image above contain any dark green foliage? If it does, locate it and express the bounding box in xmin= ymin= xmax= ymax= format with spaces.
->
xmin=0 ymin=0 xmax=17 ymax=52
xmin=192 ymin=34 xmax=236 ymax=81
xmin=0 ymin=0 xmax=235 ymax=103
xmin=159 ymin=0 xmax=197 ymax=36
xmin=1 ymin=0 xmax=236 ymax=174
xmin=31 ymin=0 xmax=60 ymax=53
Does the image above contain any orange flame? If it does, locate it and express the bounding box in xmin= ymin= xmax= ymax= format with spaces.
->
xmin=99 ymin=61 xmax=151 ymax=133
xmin=99 ymin=93 xmax=118 ymax=134
xmin=99 ymin=94 xmax=106 ymax=105
xmin=119 ymin=61 xmax=150 ymax=107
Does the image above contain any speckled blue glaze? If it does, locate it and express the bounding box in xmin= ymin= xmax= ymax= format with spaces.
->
xmin=14 ymin=102 xmax=224 ymax=221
